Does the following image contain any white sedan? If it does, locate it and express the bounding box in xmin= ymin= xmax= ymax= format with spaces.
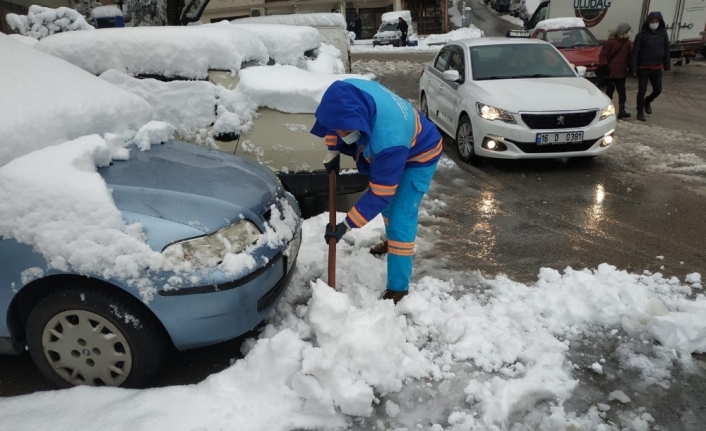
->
xmin=419 ymin=37 xmax=617 ymax=162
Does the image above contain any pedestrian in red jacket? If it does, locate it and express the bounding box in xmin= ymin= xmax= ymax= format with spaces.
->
xmin=599 ymin=23 xmax=632 ymax=119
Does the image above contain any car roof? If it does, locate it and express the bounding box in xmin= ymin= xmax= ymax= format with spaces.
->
xmin=446 ymin=37 xmax=551 ymax=48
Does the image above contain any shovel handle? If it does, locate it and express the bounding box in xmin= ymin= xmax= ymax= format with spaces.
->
xmin=328 ymin=171 xmax=337 ymax=289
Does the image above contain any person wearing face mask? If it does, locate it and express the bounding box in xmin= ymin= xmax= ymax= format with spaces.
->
xmin=599 ymin=23 xmax=633 ymax=119
xmin=630 ymin=11 xmax=671 ymax=122
xmin=310 ymin=79 xmax=443 ymax=304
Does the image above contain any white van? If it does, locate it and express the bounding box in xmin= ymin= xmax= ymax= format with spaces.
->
xmin=373 ymin=10 xmax=414 ymax=47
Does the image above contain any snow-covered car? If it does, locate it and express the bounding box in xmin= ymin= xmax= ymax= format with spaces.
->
xmin=419 ymin=37 xmax=617 ymax=162
xmin=373 ymin=10 xmax=413 ymax=47
xmin=0 ymin=33 xmax=302 ymax=388
xmin=35 ymin=25 xmax=369 ymax=201
xmin=530 ymin=18 xmax=602 ymax=79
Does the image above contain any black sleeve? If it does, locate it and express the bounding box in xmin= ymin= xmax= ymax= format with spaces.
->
xmin=630 ymin=34 xmax=643 ymax=73
xmin=663 ymin=33 xmax=671 ymax=71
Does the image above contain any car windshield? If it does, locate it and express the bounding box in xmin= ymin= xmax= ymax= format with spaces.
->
xmin=379 ymin=23 xmax=398 ymax=32
xmin=470 ymin=44 xmax=576 ymax=81
xmin=544 ymin=28 xmax=600 ymax=49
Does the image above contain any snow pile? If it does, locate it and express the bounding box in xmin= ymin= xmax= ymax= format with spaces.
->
xmin=99 ymin=69 xmax=257 ymax=143
xmin=424 ymin=26 xmax=484 ymax=45
xmin=132 ymin=121 xmax=175 ymax=151
xmin=1 ymin=204 xmax=705 ymax=429
xmin=307 ymin=43 xmax=345 ymax=74
xmin=6 ymin=5 xmax=93 ymax=40
xmin=536 ymin=17 xmax=586 ymax=31
xmin=381 ymin=10 xmax=412 ymax=25
xmin=227 ymin=22 xmax=322 ymax=66
xmin=236 ymin=65 xmax=371 ymax=114
xmin=35 ymin=26 xmax=269 ymax=79
xmin=91 ymin=5 xmax=123 ymax=18
xmin=232 ymin=13 xmax=347 ymax=30
xmin=8 ymin=34 xmax=38 ymax=47
xmin=0 ymin=34 xmax=152 ymax=167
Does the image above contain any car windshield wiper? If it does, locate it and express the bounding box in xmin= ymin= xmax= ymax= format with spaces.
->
xmin=511 ymin=74 xmax=557 ymax=79
xmin=477 ymin=76 xmax=509 ymax=80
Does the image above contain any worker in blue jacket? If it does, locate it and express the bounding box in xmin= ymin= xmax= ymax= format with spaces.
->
xmin=310 ymin=79 xmax=442 ymax=303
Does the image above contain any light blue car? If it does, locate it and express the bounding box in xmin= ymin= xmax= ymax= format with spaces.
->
xmin=0 ymin=140 xmax=302 ymax=389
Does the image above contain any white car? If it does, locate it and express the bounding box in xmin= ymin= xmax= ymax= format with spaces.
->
xmin=419 ymin=37 xmax=617 ymax=162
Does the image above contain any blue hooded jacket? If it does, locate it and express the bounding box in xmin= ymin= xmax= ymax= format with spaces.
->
xmin=311 ymin=79 xmax=442 ymax=229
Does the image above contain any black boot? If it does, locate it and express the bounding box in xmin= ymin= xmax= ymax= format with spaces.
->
xmin=617 ymin=105 xmax=631 ymax=119
xmin=369 ymin=240 xmax=388 ymax=256
xmin=636 ymin=109 xmax=646 ymax=122
xmin=381 ymin=289 xmax=408 ymax=304
xmin=644 ymin=100 xmax=653 ymax=115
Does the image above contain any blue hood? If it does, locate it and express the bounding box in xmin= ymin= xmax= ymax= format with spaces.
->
xmin=98 ymin=140 xmax=282 ymax=234
xmin=310 ymin=80 xmax=377 ymax=141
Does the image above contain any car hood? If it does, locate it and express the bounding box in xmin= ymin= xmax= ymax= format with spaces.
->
xmin=560 ymin=46 xmax=601 ymax=67
xmin=470 ymin=78 xmax=610 ymax=112
xmin=99 ymin=140 xmax=283 ymax=234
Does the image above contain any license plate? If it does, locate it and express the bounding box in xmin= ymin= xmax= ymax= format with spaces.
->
xmin=585 ymin=71 xmax=596 ymax=78
xmin=379 ymin=40 xmax=390 ymax=45
xmin=536 ymin=131 xmax=584 ymax=145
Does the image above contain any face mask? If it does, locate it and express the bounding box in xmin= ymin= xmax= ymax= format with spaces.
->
xmin=341 ymin=130 xmax=361 ymax=145
xmin=649 ymin=23 xmax=659 ymax=30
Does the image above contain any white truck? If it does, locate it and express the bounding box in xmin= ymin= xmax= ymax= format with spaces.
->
xmin=525 ymin=0 xmax=706 ymax=59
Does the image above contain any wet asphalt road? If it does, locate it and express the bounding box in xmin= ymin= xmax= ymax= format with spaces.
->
xmin=2 ymin=6 xmax=705 ymax=426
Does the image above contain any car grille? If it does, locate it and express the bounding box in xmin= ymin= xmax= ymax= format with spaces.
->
xmin=511 ymin=140 xmax=598 ymax=154
xmin=521 ymin=111 xmax=598 ymax=130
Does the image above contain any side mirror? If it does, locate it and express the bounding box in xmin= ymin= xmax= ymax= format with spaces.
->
xmin=442 ymin=69 xmax=461 ymax=82
xmin=575 ymin=66 xmax=587 ymax=77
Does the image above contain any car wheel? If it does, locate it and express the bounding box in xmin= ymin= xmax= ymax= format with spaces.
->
xmin=26 ymin=284 xmax=166 ymax=389
xmin=421 ymin=94 xmax=429 ymax=118
xmin=455 ymin=115 xmax=477 ymax=163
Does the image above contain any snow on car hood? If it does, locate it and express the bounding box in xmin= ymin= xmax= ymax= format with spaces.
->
xmin=35 ymin=26 xmax=269 ymax=79
xmin=225 ymin=22 xmax=322 ymax=66
xmin=100 ymin=140 xmax=281 ymax=234
xmin=0 ymin=33 xmax=152 ymax=167
xmin=470 ymin=78 xmax=611 ymax=113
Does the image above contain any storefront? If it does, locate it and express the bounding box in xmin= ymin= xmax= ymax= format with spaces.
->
xmin=404 ymin=0 xmax=447 ymax=34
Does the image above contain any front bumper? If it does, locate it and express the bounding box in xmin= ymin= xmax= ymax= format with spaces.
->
xmin=472 ymin=113 xmax=616 ymax=159
xmin=152 ymin=227 xmax=302 ymax=350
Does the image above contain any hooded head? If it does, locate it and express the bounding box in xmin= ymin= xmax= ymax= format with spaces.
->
xmin=643 ymin=11 xmax=665 ymax=32
xmin=310 ymin=81 xmax=377 ymax=142
xmin=615 ymin=22 xmax=631 ymax=38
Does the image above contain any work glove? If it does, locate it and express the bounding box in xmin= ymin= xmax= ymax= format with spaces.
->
xmin=324 ymin=222 xmax=349 ymax=244
xmin=323 ymin=151 xmax=341 ymax=175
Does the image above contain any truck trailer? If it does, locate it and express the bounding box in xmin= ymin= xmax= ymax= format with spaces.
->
xmin=525 ymin=0 xmax=706 ymax=59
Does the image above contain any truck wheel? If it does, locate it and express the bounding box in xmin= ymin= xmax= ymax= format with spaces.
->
xmin=455 ymin=115 xmax=477 ymax=164
xmin=26 ymin=284 xmax=166 ymax=388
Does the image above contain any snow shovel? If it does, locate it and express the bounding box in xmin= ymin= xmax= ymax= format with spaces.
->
xmin=327 ymin=168 xmax=337 ymax=289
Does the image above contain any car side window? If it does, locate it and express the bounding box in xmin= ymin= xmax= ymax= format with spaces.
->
xmin=434 ymin=50 xmax=452 ymax=72
xmin=447 ymin=51 xmax=465 ymax=78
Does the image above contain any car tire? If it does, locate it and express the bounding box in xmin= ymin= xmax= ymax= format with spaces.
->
xmin=455 ymin=115 xmax=477 ymax=164
xmin=26 ymin=284 xmax=166 ymax=389
xmin=421 ymin=94 xmax=429 ymax=118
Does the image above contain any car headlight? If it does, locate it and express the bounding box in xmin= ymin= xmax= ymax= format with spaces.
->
xmin=163 ymin=220 xmax=261 ymax=267
xmin=476 ymin=103 xmax=516 ymax=124
xmin=600 ymin=104 xmax=615 ymax=120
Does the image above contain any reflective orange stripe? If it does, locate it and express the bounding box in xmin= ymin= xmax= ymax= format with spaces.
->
xmin=408 ymin=138 xmax=443 ymax=163
xmin=325 ymin=134 xmax=337 ymax=147
xmin=388 ymin=240 xmax=415 ymax=256
xmin=369 ymin=182 xmax=397 ymax=197
xmin=347 ymin=207 xmax=368 ymax=228
xmin=410 ymin=111 xmax=422 ymax=148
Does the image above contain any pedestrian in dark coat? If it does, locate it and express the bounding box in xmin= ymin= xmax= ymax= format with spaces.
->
xmin=397 ymin=17 xmax=408 ymax=47
xmin=631 ymin=11 xmax=671 ymax=121
xmin=599 ymin=23 xmax=632 ymax=119
xmin=354 ymin=14 xmax=362 ymax=40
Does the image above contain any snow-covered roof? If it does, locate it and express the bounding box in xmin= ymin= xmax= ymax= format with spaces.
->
xmin=232 ymin=13 xmax=347 ymax=30
xmin=224 ymin=22 xmax=322 ymax=65
xmin=536 ymin=17 xmax=586 ymax=31
xmin=0 ymin=33 xmax=152 ymax=166
xmin=381 ymin=10 xmax=412 ymax=24
xmin=91 ymin=5 xmax=123 ymax=18
xmin=35 ymin=26 xmax=269 ymax=79
xmin=6 ymin=5 xmax=93 ymax=40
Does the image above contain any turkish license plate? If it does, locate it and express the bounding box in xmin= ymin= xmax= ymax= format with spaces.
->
xmin=379 ymin=40 xmax=390 ymax=45
xmin=536 ymin=131 xmax=584 ymax=145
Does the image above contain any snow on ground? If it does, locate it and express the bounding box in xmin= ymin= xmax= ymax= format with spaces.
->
xmin=500 ymin=14 xmax=525 ymax=27
xmin=424 ymin=26 xmax=484 ymax=45
xmin=352 ymin=59 xmax=425 ymax=76
xmin=35 ymin=26 xmax=269 ymax=79
xmin=351 ymin=26 xmax=483 ymax=53
xmin=6 ymin=5 xmax=93 ymax=40
xmin=1 ymin=153 xmax=705 ymax=430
